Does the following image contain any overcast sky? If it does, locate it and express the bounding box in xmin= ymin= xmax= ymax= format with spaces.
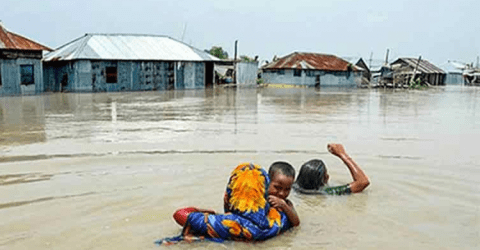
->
xmin=2 ymin=0 xmax=479 ymax=67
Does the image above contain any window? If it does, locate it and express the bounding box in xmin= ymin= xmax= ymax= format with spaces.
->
xmin=294 ymin=69 xmax=302 ymax=77
xmin=306 ymin=70 xmax=315 ymax=77
xmin=106 ymin=66 xmax=117 ymax=83
xmin=20 ymin=65 xmax=34 ymax=85
xmin=278 ymin=69 xmax=285 ymax=75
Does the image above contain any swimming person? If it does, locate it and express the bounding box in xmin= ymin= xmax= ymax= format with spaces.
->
xmin=156 ymin=162 xmax=296 ymax=245
xmin=293 ymin=143 xmax=370 ymax=195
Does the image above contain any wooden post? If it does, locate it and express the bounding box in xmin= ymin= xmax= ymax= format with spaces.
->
xmin=234 ymin=40 xmax=238 ymax=85
xmin=385 ymin=49 xmax=389 ymax=65
xmin=411 ymin=56 xmax=422 ymax=86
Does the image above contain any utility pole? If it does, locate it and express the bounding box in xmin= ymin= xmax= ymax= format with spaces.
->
xmin=234 ymin=40 xmax=238 ymax=84
xmin=385 ymin=49 xmax=389 ymax=65
xmin=369 ymin=52 xmax=373 ymax=69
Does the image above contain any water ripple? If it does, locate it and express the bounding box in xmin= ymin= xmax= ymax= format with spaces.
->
xmin=0 ymin=149 xmax=326 ymax=163
xmin=0 ymin=192 xmax=96 ymax=210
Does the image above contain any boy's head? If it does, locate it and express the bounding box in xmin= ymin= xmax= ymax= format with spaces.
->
xmin=268 ymin=161 xmax=295 ymax=200
xmin=295 ymin=159 xmax=329 ymax=190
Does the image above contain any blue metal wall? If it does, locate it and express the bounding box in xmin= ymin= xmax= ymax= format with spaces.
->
xmin=445 ymin=73 xmax=464 ymax=85
xmin=44 ymin=60 xmax=207 ymax=93
xmin=236 ymin=62 xmax=259 ymax=85
xmin=0 ymin=58 xmax=43 ymax=96
xmin=262 ymin=69 xmax=361 ymax=87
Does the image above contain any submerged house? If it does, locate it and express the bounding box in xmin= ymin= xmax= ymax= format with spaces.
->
xmin=43 ymin=34 xmax=219 ymax=92
xmin=345 ymin=57 xmax=371 ymax=85
xmin=389 ymin=57 xmax=446 ymax=86
xmin=0 ymin=23 xmax=52 ymax=96
xmin=441 ymin=61 xmax=465 ymax=85
xmin=261 ymin=52 xmax=363 ymax=87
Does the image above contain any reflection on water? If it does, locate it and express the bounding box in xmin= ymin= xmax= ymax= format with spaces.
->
xmin=0 ymin=86 xmax=479 ymax=250
xmin=0 ymin=96 xmax=46 ymax=145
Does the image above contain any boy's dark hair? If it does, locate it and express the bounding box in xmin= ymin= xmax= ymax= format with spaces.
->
xmin=268 ymin=161 xmax=295 ymax=179
xmin=295 ymin=159 xmax=327 ymax=190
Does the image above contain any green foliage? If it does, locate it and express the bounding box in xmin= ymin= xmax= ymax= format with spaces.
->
xmin=207 ymin=46 xmax=228 ymax=59
xmin=240 ymin=55 xmax=255 ymax=62
xmin=409 ymin=78 xmax=429 ymax=90
xmin=256 ymin=78 xmax=264 ymax=84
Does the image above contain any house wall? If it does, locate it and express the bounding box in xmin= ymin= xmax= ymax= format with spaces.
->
xmin=0 ymin=57 xmax=43 ymax=96
xmin=43 ymin=62 xmax=73 ymax=92
xmin=236 ymin=61 xmax=259 ymax=85
xmin=44 ymin=60 xmax=207 ymax=92
xmin=445 ymin=73 xmax=464 ymax=85
xmin=262 ymin=69 xmax=361 ymax=87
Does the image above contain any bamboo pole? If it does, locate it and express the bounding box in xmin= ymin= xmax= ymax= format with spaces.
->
xmin=410 ymin=56 xmax=422 ymax=86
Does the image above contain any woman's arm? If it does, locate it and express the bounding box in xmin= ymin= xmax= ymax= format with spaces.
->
xmin=327 ymin=143 xmax=370 ymax=193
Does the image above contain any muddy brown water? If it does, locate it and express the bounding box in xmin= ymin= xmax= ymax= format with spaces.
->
xmin=0 ymin=86 xmax=479 ymax=250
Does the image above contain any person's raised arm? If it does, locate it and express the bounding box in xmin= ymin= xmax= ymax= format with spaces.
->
xmin=327 ymin=143 xmax=370 ymax=193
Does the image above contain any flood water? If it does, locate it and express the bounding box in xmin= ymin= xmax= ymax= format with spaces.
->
xmin=0 ymin=86 xmax=479 ymax=250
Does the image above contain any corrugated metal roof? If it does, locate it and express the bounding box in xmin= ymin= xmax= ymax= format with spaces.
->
xmin=262 ymin=52 xmax=358 ymax=72
xmin=344 ymin=57 xmax=370 ymax=72
xmin=392 ymin=58 xmax=445 ymax=74
xmin=44 ymin=33 xmax=220 ymax=62
xmin=0 ymin=23 xmax=52 ymax=51
xmin=439 ymin=61 xmax=464 ymax=74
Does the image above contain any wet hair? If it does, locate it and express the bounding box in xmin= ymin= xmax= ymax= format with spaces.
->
xmin=268 ymin=161 xmax=295 ymax=180
xmin=295 ymin=159 xmax=327 ymax=190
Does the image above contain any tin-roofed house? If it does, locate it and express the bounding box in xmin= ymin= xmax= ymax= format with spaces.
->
xmin=43 ymin=34 xmax=219 ymax=93
xmin=441 ymin=61 xmax=465 ymax=85
xmin=345 ymin=57 xmax=371 ymax=86
xmin=261 ymin=52 xmax=363 ymax=87
xmin=0 ymin=22 xmax=52 ymax=96
xmin=390 ymin=57 xmax=446 ymax=87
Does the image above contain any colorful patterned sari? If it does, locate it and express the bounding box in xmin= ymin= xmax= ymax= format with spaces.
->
xmin=156 ymin=163 xmax=291 ymax=245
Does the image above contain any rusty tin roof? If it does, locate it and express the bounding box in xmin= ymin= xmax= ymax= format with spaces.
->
xmin=0 ymin=23 xmax=52 ymax=51
xmin=262 ymin=52 xmax=358 ymax=72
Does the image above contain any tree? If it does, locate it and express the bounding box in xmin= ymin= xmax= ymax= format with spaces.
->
xmin=240 ymin=55 xmax=258 ymax=62
xmin=206 ymin=46 xmax=228 ymax=59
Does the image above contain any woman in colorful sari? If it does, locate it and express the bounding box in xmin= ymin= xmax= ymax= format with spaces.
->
xmin=156 ymin=162 xmax=293 ymax=245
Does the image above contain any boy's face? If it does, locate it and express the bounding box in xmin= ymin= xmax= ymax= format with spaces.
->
xmin=268 ymin=173 xmax=294 ymax=200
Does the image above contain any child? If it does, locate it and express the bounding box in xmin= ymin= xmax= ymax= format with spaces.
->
xmin=267 ymin=161 xmax=300 ymax=227
xmin=293 ymin=143 xmax=370 ymax=195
